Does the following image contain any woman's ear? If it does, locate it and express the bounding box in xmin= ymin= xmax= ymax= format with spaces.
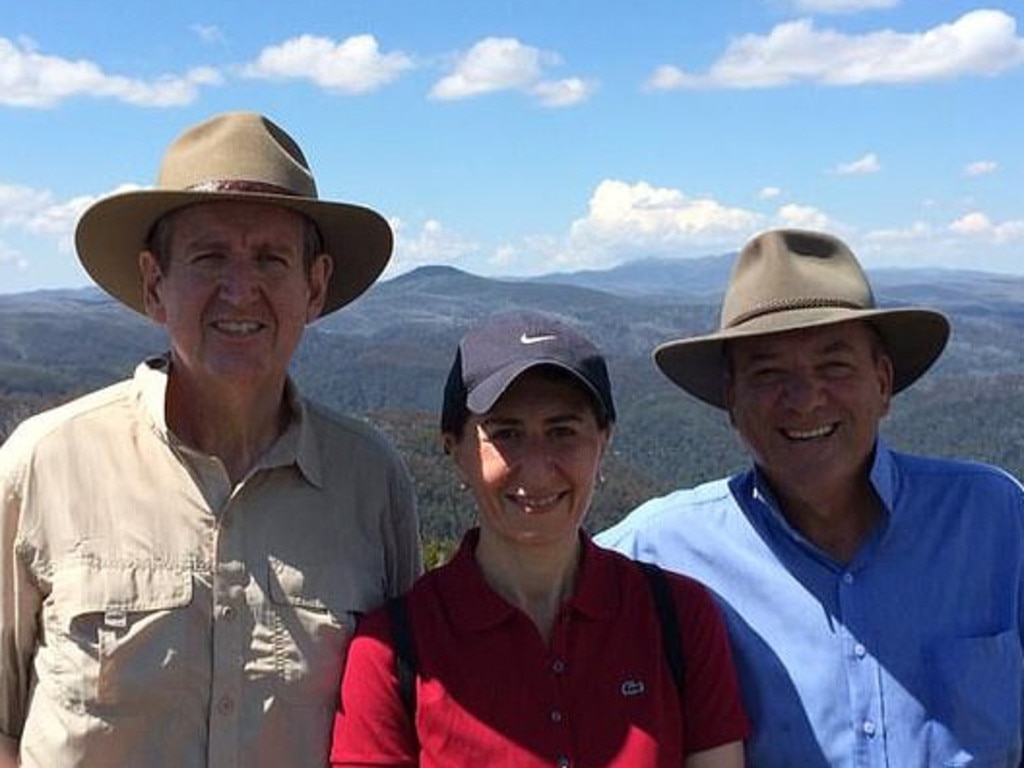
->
xmin=600 ymin=425 xmax=614 ymax=457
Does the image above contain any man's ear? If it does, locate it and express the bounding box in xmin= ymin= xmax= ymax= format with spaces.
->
xmin=139 ymin=250 xmax=166 ymax=324
xmin=723 ymin=371 xmax=737 ymax=426
xmin=306 ymin=253 xmax=333 ymax=323
xmin=877 ymin=352 xmax=895 ymax=417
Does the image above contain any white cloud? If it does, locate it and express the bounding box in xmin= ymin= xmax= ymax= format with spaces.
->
xmin=489 ymin=243 xmax=521 ymax=270
xmin=790 ymin=0 xmax=900 ymax=13
xmin=477 ymin=235 xmax=562 ymax=276
xmin=0 ymin=36 xmax=220 ymax=108
xmin=388 ymin=217 xmax=479 ymax=276
xmin=431 ymin=37 xmax=545 ymax=98
xmin=243 ymin=34 xmax=413 ymax=94
xmin=645 ymin=9 xmax=1024 ymax=90
xmin=430 ymin=37 xmax=594 ymax=107
xmin=964 ymin=160 xmax=998 ymax=177
xmin=858 ymin=213 xmax=1024 ymax=272
xmin=563 ymin=179 xmax=764 ymax=269
xmin=191 ymin=24 xmax=226 ymax=45
xmin=949 ymin=211 xmax=992 ymax=235
xmin=0 ymin=182 xmax=54 ymax=228
xmin=776 ymin=203 xmax=832 ymax=230
xmin=949 ymin=211 xmax=1024 ymax=243
xmin=835 ymin=153 xmax=881 ymax=175
xmin=759 ymin=186 xmax=783 ymax=200
xmin=26 ymin=195 xmax=95 ymax=244
xmin=0 ymin=238 xmax=29 ymax=273
xmin=529 ymin=77 xmax=599 ymax=108
xmin=645 ymin=65 xmax=700 ymax=91
xmin=0 ymin=181 xmax=102 ymax=284
xmin=0 ymin=182 xmax=141 ymax=267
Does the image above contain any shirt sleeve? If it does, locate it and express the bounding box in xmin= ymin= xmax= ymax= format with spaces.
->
xmin=0 ymin=429 xmax=42 ymax=746
xmin=331 ymin=609 xmax=418 ymax=767
xmin=593 ymin=515 xmax=641 ymax=557
xmin=673 ymin=574 xmax=751 ymax=753
xmin=383 ymin=454 xmax=423 ymax=598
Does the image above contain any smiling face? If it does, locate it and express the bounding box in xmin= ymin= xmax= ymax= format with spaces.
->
xmin=447 ymin=367 xmax=610 ymax=553
xmin=725 ymin=320 xmax=893 ymax=504
xmin=140 ymin=200 xmax=331 ymax=395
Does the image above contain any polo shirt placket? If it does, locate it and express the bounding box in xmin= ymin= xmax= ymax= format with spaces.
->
xmin=548 ymin=607 xmax=574 ymax=768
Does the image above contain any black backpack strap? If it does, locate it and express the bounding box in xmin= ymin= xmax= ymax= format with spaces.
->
xmin=638 ymin=560 xmax=685 ymax=698
xmin=386 ymin=595 xmax=418 ymax=719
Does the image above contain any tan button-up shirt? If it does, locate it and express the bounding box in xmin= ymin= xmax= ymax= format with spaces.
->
xmin=0 ymin=357 xmax=421 ymax=767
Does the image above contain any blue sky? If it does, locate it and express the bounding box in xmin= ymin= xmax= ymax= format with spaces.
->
xmin=2 ymin=0 xmax=1023 ymax=295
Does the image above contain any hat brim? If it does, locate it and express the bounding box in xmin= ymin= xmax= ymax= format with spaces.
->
xmin=74 ymin=188 xmax=393 ymax=317
xmin=654 ymin=306 xmax=950 ymax=409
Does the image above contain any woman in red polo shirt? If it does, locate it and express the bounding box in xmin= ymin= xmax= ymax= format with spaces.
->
xmin=331 ymin=311 xmax=748 ymax=767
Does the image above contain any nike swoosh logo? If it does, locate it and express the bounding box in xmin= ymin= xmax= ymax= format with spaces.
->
xmin=520 ymin=333 xmax=557 ymax=344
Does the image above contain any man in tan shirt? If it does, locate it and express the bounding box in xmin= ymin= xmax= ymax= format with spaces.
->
xmin=0 ymin=112 xmax=422 ymax=767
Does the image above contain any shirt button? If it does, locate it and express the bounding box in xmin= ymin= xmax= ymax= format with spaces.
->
xmin=853 ymin=643 xmax=866 ymax=658
xmin=552 ymin=659 xmax=566 ymax=674
xmin=217 ymin=696 xmax=235 ymax=716
xmin=862 ymin=720 xmax=876 ymax=737
xmin=550 ymin=710 xmax=563 ymax=723
xmin=843 ymin=572 xmax=855 ymax=584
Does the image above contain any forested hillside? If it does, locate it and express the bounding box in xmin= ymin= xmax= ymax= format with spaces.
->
xmin=4 ymin=258 xmax=1024 ymax=558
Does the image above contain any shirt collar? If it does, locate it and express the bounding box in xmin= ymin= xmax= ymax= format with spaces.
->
xmin=569 ymin=533 xmax=621 ymax=621
xmin=439 ymin=529 xmax=517 ymax=632
xmin=259 ymin=382 xmax=323 ymax=488
xmin=743 ymin=438 xmax=897 ymax=564
xmin=747 ymin=439 xmax=896 ymax=518
xmin=439 ymin=529 xmax=619 ymax=632
xmin=867 ymin=437 xmax=897 ymax=515
xmin=131 ymin=354 xmax=322 ymax=488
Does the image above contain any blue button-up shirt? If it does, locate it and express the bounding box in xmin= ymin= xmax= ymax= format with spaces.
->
xmin=596 ymin=441 xmax=1024 ymax=767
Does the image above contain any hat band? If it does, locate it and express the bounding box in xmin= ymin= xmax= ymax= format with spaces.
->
xmin=727 ymin=297 xmax=865 ymax=329
xmin=184 ymin=179 xmax=304 ymax=196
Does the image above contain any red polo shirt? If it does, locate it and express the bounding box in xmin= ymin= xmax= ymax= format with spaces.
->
xmin=332 ymin=530 xmax=748 ymax=767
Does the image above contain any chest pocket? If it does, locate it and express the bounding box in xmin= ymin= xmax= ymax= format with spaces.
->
xmin=43 ymin=561 xmax=200 ymax=711
xmin=264 ymin=556 xmax=364 ymax=704
xmin=926 ymin=630 xmax=1023 ymax=765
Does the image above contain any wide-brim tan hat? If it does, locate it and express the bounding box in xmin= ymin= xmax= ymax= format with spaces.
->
xmin=654 ymin=228 xmax=950 ymax=409
xmin=75 ymin=111 xmax=393 ymax=317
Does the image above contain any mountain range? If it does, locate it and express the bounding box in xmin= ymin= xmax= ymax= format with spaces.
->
xmin=4 ymin=254 xmax=1024 ymax=541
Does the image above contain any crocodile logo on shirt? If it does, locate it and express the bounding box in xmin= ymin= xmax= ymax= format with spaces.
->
xmin=620 ymin=679 xmax=646 ymax=697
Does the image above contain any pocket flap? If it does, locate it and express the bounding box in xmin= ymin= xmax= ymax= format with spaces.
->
xmin=54 ymin=561 xmax=193 ymax=622
xmin=267 ymin=556 xmax=374 ymax=615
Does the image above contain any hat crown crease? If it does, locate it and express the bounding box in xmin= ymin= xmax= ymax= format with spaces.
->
xmin=720 ymin=231 xmax=874 ymax=329
xmin=157 ymin=113 xmax=317 ymax=197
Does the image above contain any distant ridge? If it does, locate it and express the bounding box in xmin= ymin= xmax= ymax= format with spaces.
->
xmin=530 ymin=254 xmax=735 ymax=298
xmin=5 ymin=257 xmax=1023 ymax=311
xmin=6 ymin=256 xmax=1024 ymax=537
xmin=529 ymin=253 xmax=1024 ymax=300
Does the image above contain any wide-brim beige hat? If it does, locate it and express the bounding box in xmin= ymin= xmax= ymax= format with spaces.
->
xmin=654 ymin=228 xmax=950 ymax=409
xmin=75 ymin=111 xmax=393 ymax=317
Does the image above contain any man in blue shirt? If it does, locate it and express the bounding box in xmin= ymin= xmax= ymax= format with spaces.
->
xmin=597 ymin=228 xmax=1024 ymax=767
